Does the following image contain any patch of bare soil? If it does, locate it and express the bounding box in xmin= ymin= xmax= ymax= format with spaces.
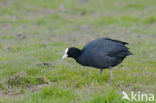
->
xmin=0 ymin=71 xmax=52 ymax=100
xmin=0 ymin=82 xmax=52 ymax=100
xmin=16 ymin=34 xmax=27 ymax=40
xmin=1 ymin=23 xmax=12 ymax=30
xmin=36 ymin=62 xmax=54 ymax=67
xmin=29 ymin=8 xmax=56 ymax=18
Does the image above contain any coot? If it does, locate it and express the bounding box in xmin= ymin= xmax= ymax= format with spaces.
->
xmin=63 ymin=38 xmax=132 ymax=77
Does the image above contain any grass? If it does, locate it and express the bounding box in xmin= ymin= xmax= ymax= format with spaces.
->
xmin=0 ymin=0 xmax=156 ymax=102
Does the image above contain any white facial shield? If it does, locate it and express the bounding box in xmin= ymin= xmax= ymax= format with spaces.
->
xmin=62 ymin=48 xmax=69 ymax=59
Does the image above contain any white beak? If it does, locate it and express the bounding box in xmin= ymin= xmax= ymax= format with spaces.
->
xmin=62 ymin=54 xmax=68 ymax=59
xmin=62 ymin=48 xmax=69 ymax=59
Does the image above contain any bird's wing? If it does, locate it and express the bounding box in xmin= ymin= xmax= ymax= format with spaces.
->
xmin=83 ymin=38 xmax=106 ymax=50
xmin=83 ymin=38 xmax=130 ymax=57
xmin=104 ymin=38 xmax=128 ymax=45
xmin=83 ymin=38 xmax=128 ymax=50
xmin=81 ymin=48 xmax=118 ymax=68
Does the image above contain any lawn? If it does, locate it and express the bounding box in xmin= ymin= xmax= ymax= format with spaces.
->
xmin=0 ymin=0 xmax=156 ymax=103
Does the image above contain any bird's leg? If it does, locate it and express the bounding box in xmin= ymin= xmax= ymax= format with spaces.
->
xmin=110 ymin=67 xmax=113 ymax=78
xmin=100 ymin=69 xmax=103 ymax=74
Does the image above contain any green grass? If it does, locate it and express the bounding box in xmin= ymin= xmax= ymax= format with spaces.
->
xmin=0 ymin=0 xmax=156 ymax=103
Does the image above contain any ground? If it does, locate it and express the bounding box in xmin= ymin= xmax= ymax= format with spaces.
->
xmin=0 ymin=0 xmax=156 ymax=103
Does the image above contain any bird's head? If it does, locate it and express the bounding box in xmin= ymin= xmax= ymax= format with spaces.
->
xmin=62 ymin=47 xmax=81 ymax=59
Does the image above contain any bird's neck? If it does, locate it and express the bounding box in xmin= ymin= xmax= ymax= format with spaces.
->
xmin=73 ymin=49 xmax=82 ymax=59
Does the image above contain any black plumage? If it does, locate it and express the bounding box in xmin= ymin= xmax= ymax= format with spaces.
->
xmin=63 ymin=38 xmax=132 ymax=76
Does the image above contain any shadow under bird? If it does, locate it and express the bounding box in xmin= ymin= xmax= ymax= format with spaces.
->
xmin=62 ymin=38 xmax=132 ymax=77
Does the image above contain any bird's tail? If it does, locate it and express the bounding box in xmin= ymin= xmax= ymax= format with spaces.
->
xmin=127 ymin=51 xmax=133 ymax=56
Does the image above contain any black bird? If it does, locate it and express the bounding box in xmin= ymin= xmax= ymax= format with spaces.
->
xmin=62 ymin=38 xmax=132 ymax=77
